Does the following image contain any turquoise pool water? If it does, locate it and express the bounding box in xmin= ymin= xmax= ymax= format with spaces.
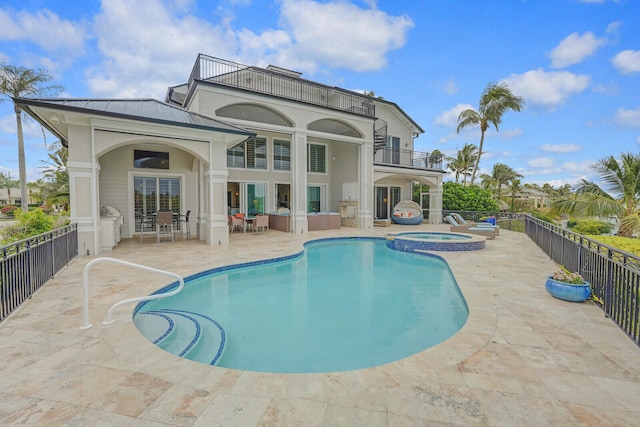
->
xmin=134 ymin=238 xmax=468 ymax=373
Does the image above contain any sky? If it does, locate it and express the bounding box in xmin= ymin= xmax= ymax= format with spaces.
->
xmin=1 ymin=0 xmax=639 ymax=189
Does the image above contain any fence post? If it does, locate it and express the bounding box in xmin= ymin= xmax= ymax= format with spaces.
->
xmin=605 ymin=248 xmax=613 ymax=317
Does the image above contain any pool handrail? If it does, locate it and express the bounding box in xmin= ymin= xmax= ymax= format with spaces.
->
xmin=79 ymin=257 xmax=184 ymax=330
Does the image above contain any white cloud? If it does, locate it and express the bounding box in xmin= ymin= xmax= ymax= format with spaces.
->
xmin=549 ymin=32 xmax=605 ymax=68
xmin=614 ymin=107 xmax=640 ymax=127
xmin=541 ymin=144 xmax=582 ymax=153
xmin=434 ymin=104 xmax=474 ymax=127
xmin=0 ymin=8 xmax=87 ymax=54
xmin=592 ymin=82 xmax=618 ymax=95
xmin=278 ymin=0 xmax=414 ymax=72
xmin=562 ymin=160 xmax=592 ymax=173
xmin=86 ymin=0 xmax=415 ymax=98
xmin=443 ymin=78 xmax=458 ymax=94
xmin=528 ymin=157 xmax=555 ymax=168
xmin=501 ymin=69 xmax=590 ymax=108
xmin=612 ymin=50 xmax=640 ymax=74
xmin=606 ymin=21 xmax=622 ymax=35
xmin=499 ymin=128 xmax=523 ymax=139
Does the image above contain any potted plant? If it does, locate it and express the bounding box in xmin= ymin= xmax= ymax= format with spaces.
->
xmin=545 ymin=270 xmax=591 ymax=302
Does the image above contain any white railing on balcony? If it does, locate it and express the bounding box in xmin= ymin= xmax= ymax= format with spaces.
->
xmin=188 ymin=54 xmax=376 ymax=118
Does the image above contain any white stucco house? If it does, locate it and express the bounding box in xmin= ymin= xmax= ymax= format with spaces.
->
xmin=16 ymin=54 xmax=445 ymax=255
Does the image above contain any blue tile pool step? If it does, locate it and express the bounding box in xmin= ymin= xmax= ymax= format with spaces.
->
xmin=134 ymin=309 xmax=226 ymax=365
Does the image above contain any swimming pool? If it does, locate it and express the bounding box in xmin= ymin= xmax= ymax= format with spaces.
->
xmin=134 ymin=238 xmax=468 ymax=373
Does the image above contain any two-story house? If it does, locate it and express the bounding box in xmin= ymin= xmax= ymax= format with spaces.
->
xmin=16 ymin=54 xmax=444 ymax=254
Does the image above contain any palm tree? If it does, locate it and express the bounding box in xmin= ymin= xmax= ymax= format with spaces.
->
xmin=40 ymin=141 xmax=69 ymax=211
xmin=491 ymin=163 xmax=523 ymax=200
xmin=552 ymin=152 xmax=640 ymax=237
xmin=446 ymin=143 xmax=478 ymax=184
xmin=509 ymin=178 xmax=522 ymax=211
xmin=456 ymin=82 xmax=525 ymax=185
xmin=0 ymin=64 xmax=62 ymax=212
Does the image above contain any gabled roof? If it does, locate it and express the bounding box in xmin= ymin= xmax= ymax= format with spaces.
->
xmin=14 ymin=97 xmax=254 ymax=145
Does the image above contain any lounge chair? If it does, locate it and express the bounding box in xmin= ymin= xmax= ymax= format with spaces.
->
xmin=444 ymin=215 xmax=496 ymax=239
xmin=391 ymin=201 xmax=424 ymax=225
xmin=451 ymin=212 xmax=499 ymax=235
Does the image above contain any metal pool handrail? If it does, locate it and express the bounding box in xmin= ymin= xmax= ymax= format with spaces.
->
xmin=80 ymin=257 xmax=184 ymax=330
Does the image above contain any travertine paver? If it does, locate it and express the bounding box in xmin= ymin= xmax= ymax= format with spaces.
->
xmin=1 ymin=224 xmax=639 ymax=426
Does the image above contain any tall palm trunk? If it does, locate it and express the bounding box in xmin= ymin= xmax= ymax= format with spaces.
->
xmin=470 ymin=126 xmax=486 ymax=185
xmin=14 ymin=105 xmax=28 ymax=212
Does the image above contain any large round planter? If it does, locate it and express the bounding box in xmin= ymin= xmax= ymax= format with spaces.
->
xmin=545 ymin=276 xmax=591 ymax=302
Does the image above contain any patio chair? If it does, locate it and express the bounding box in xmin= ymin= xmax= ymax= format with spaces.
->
xmin=253 ymin=214 xmax=269 ymax=234
xmin=175 ymin=210 xmax=191 ymax=239
xmin=229 ymin=215 xmax=243 ymax=233
xmin=156 ymin=210 xmax=175 ymax=243
xmin=137 ymin=211 xmax=156 ymax=242
xmin=444 ymin=215 xmax=496 ymax=239
xmin=451 ymin=212 xmax=499 ymax=235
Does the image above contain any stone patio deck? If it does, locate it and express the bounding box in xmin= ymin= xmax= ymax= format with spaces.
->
xmin=1 ymin=224 xmax=639 ymax=426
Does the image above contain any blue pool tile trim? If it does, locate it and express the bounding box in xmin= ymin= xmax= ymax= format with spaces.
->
xmin=161 ymin=309 xmax=227 ymax=365
xmin=137 ymin=311 xmax=175 ymax=344
xmin=386 ymin=233 xmax=485 ymax=252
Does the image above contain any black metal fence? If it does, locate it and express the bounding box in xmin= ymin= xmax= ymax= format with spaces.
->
xmin=525 ymin=215 xmax=639 ymax=345
xmin=0 ymin=223 xmax=78 ymax=322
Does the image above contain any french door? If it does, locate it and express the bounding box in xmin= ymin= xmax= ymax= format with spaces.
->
xmin=134 ymin=176 xmax=181 ymax=231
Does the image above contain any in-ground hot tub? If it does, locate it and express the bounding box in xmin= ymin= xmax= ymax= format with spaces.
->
xmin=385 ymin=231 xmax=486 ymax=252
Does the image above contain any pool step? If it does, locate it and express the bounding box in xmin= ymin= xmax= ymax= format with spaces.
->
xmin=134 ymin=309 xmax=226 ymax=365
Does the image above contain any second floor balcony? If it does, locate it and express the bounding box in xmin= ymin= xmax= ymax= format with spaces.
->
xmin=374 ymin=147 xmax=444 ymax=171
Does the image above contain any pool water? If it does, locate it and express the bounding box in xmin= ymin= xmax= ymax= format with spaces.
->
xmin=134 ymin=238 xmax=468 ymax=373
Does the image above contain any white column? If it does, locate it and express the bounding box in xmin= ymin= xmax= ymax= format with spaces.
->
xmin=358 ymin=139 xmax=374 ymax=229
xmin=429 ymin=177 xmax=443 ymax=224
xmin=204 ymin=140 xmax=230 ymax=245
xmin=291 ymin=132 xmax=308 ymax=233
xmin=68 ymin=160 xmax=100 ymax=255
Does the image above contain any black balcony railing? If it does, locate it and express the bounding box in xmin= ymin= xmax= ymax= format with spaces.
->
xmin=189 ymin=54 xmax=376 ymax=118
xmin=374 ymin=147 xmax=444 ymax=170
xmin=0 ymin=223 xmax=78 ymax=322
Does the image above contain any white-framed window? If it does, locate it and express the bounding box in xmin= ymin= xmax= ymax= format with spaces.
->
xmin=307 ymin=143 xmax=326 ymax=173
xmin=227 ymin=137 xmax=267 ymax=169
xmin=273 ymin=139 xmax=291 ymax=171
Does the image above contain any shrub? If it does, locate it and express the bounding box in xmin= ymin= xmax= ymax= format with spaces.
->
xmin=531 ymin=211 xmax=557 ymax=224
xmin=1 ymin=205 xmax=18 ymax=217
xmin=442 ymin=182 xmax=499 ymax=212
xmin=569 ymin=218 xmax=611 ymax=235
xmin=0 ymin=208 xmax=56 ymax=243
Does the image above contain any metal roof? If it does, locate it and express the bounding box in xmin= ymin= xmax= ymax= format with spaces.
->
xmin=14 ymin=97 xmax=255 ymax=141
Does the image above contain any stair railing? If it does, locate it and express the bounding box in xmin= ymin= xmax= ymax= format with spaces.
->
xmin=79 ymin=257 xmax=184 ymax=330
